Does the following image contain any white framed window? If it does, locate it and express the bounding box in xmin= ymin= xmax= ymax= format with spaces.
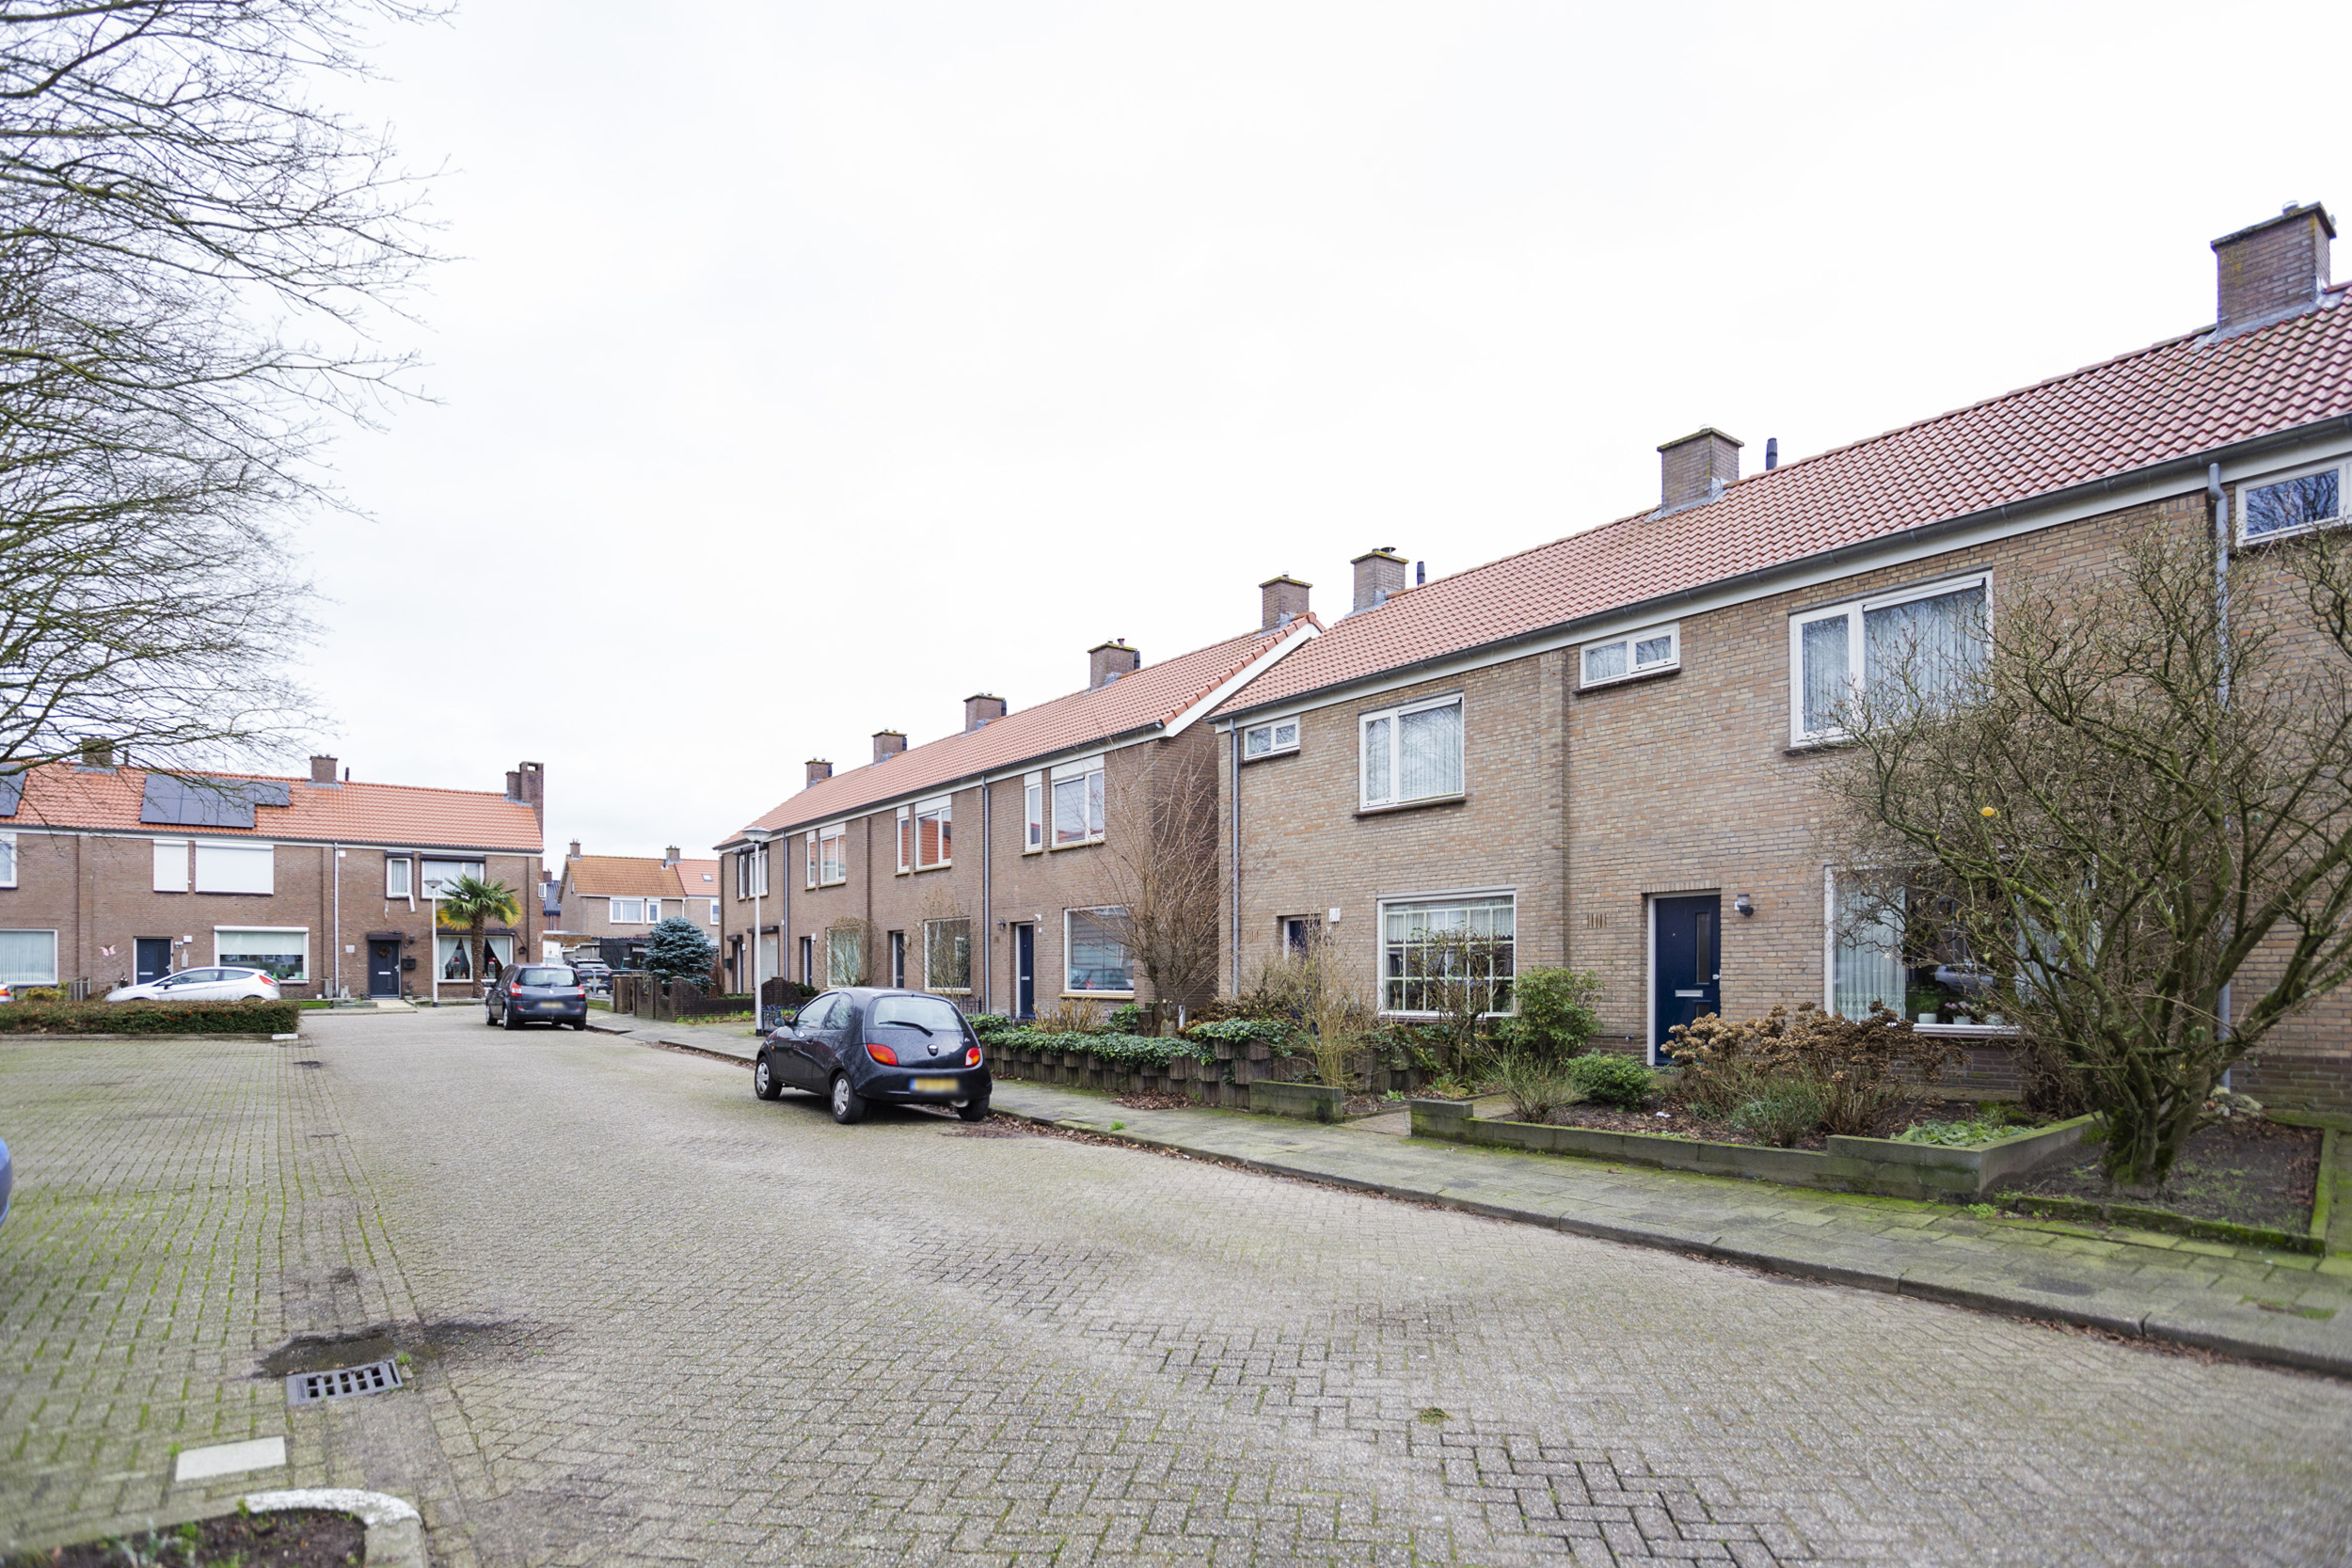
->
xmin=1359 ymin=694 xmax=1463 ymax=809
xmin=736 ymin=846 xmax=768 ymax=899
xmin=0 ymin=927 xmax=58 ymax=985
xmin=896 ymin=805 xmax=913 ymax=874
xmin=1051 ymin=756 xmax=1104 ymax=847
xmin=419 ymin=858 xmax=485 ymax=898
xmin=924 ymin=916 xmax=972 ymax=992
xmin=708 ymin=899 xmax=722 ymax=923
xmin=914 ymin=796 xmax=951 ymax=869
xmin=1241 ymin=715 xmax=1301 ymax=760
xmin=1824 ymin=870 xmax=2017 ymax=1033
xmin=610 ymin=897 xmax=653 ymax=925
xmin=826 ymin=925 xmax=863 ymax=986
xmin=1064 ymin=907 xmax=1132 ymax=995
xmin=151 ymin=838 xmax=188 ymax=894
xmin=805 ymin=832 xmax=818 ymax=889
xmin=0 ymin=832 xmax=14 ymax=889
xmin=758 ymin=932 xmax=778 ymax=983
xmin=818 ymin=824 xmax=847 ymax=885
xmin=1581 ymin=624 xmax=1680 ymax=689
xmin=1789 ymin=573 xmax=1989 ymax=745
xmin=437 ymin=933 xmax=515 ymax=983
xmin=385 ymin=855 xmax=412 ymax=898
xmin=216 ymin=927 xmax=308 ymax=982
xmin=799 ymin=934 xmax=815 ymax=985
xmin=1378 ymin=894 xmax=1515 ymax=1015
xmin=1023 ymin=773 xmax=1044 ymax=853
xmin=194 ymin=841 xmax=274 ymax=895
xmin=2239 ymin=458 xmax=2348 ymax=545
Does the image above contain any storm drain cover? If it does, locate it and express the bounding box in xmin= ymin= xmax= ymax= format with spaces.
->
xmin=286 ymin=1357 xmax=402 ymax=1405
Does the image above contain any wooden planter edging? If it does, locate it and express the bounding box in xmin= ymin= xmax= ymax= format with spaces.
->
xmin=1250 ymin=1080 xmax=1344 ymax=1123
xmin=1408 ymin=1100 xmax=2098 ymax=1200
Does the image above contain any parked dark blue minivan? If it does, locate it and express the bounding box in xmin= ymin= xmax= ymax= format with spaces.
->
xmin=754 ymin=988 xmax=990 ymax=1123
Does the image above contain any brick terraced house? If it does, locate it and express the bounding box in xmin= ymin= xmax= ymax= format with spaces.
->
xmin=1210 ymin=202 xmax=2352 ymax=1108
xmin=0 ymin=752 xmax=546 ymax=1001
xmin=716 ymin=583 xmax=1320 ymax=1018
xmin=555 ymin=843 xmax=723 ymax=972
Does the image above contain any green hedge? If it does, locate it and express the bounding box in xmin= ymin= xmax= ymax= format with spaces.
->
xmin=988 ymin=1028 xmax=1211 ymax=1069
xmin=0 ymin=1000 xmax=302 ymax=1035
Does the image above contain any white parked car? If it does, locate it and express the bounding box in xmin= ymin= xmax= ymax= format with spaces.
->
xmin=106 ymin=967 xmax=281 ymax=1004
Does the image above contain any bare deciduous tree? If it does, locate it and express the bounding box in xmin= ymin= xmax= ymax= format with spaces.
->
xmin=1819 ymin=526 xmax=2352 ymax=1185
xmin=1091 ymin=744 xmax=1223 ymax=1030
xmin=0 ymin=1 xmax=441 ymax=778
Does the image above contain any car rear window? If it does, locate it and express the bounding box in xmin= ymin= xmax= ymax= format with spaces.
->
xmin=869 ymin=995 xmax=967 ymax=1034
xmin=516 ymin=967 xmax=574 ymax=987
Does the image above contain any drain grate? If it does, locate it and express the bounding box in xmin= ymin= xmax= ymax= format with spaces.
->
xmin=286 ymin=1357 xmax=402 ymax=1405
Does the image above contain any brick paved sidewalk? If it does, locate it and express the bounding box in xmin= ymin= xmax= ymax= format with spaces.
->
xmin=988 ymin=1081 xmax=2352 ymax=1377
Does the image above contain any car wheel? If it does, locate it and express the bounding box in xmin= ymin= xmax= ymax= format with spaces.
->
xmin=754 ymin=1053 xmax=785 ymax=1101
xmin=501 ymin=1003 xmax=522 ymax=1031
xmin=955 ymin=1097 xmax=991 ymax=1123
xmin=830 ymin=1072 xmax=866 ymax=1125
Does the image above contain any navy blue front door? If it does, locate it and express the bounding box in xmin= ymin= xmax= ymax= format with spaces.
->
xmin=1652 ymin=895 xmax=1723 ymax=1064
xmin=135 ymin=938 xmax=171 ymax=983
xmin=1013 ymin=925 xmax=1036 ymax=1020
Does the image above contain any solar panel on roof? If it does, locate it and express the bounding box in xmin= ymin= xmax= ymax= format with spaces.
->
xmin=0 ymin=771 xmax=19 ymax=817
xmin=137 ymin=773 xmax=288 ymax=828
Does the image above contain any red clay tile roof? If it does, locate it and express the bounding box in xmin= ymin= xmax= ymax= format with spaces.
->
xmin=675 ymin=858 xmax=721 ymax=892
xmin=566 ymin=855 xmax=700 ymax=898
xmin=2 ymin=763 xmax=543 ymax=852
xmin=1218 ymin=289 xmax=2352 ymax=717
xmin=728 ymin=619 xmax=1317 ymax=842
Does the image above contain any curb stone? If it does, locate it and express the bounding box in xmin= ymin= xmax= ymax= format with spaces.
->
xmin=240 ymin=1488 xmax=422 ymax=1568
xmin=993 ymin=1100 xmax=2352 ymax=1381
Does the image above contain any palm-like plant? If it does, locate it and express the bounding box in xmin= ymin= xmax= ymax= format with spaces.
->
xmin=436 ymin=875 xmax=521 ymax=998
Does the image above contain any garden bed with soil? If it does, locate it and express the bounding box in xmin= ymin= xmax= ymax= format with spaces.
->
xmin=6 ymin=1509 xmax=362 ymax=1567
xmin=1536 ymin=1098 xmax=2014 ymax=1151
xmin=2006 ymin=1117 xmax=2320 ymax=1235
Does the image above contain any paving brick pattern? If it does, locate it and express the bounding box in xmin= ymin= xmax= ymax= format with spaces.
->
xmin=5 ymin=1013 xmax=2352 ymax=1565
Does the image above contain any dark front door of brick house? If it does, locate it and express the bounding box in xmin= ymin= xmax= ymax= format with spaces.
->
xmin=1652 ymin=895 xmax=1721 ymax=1065
xmin=135 ymin=938 xmax=171 ymax=983
xmin=1013 ymin=923 xmax=1035 ymax=1020
xmin=368 ymin=940 xmax=402 ymax=997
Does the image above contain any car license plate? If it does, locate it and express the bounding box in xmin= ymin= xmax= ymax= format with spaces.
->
xmin=911 ymin=1077 xmax=958 ymax=1092
xmin=537 ymin=1001 xmax=564 ymax=1009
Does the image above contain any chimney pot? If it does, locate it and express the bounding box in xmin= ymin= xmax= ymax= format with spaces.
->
xmin=1657 ymin=428 xmax=1743 ymax=514
xmin=872 ymin=730 xmax=907 ymax=765
xmin=77 ymin=738 xmax=114 ymax=770
xmin=514 ymin=760 xmax=544 ymax=825
xmin=1258 ymin=575 xmax=1312 ymax=630
xmin=1764 ymin=437 xmax=1779 ymax=471
xmin=568 ymin=840 xmax=582 ymax=860
xmin=805 ymin=758 xmax=834 ymax=788
xmin=2213 ymin=202 xmax=2335 ymax=333
xmin=663 ymin=845 xmax=680 ymax=867
xmin=1350 ymin=549 xmax=1407 ymax=614
xmin=963 ymin=692 xmax=1008 ymax=732
xmin=1088 ymin=640 xmax=1140 ymax=689
xmin=310 ymin=754 xmax=339 ymax=785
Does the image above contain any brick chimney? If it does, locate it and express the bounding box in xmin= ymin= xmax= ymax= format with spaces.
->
xmin=663 ymin=845 xmax=680 ymax=867
xmin=1658 ymin=428 xmax=1742 ymax=515
xmin=805 ymin=758 xmax=833 ymax=787
xmin=872 ymin=730 xmax=907 ymax=764
xmin=1089 ymin=640 xmax=1140 ymax=689
xmin=2214 ymin=202 xmax=2335 ymax=334
xmin=310 ymin=754 xmax=339 ymax=785
xmin=567 ymin=840 xmax=582 ymax=860
xmin=513 ymin=760 xmax=545 ymax=826
xmin=964 ymin=693 xmax=1007 ymax=732
xmin=1260 ymin=574 xmax=1311 ymax=629
xmin=76 ymin=738 xmax=114 ymax=770
xmin=1350 ymin=550 xmax=1406 ymax=614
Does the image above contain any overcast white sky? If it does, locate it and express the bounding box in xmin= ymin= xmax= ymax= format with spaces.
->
xmin=301 ymin=1 xmax=2347 ymax=862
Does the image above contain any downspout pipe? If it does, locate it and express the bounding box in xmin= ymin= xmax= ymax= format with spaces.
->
xmin=1230 ymin=724 xmax=1243 ymax=997
xmin=2210 ymin=462 xmax=2234 ymax=1068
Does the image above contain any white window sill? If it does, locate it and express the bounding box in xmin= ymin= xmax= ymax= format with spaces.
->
xmin=1240 ymin=747 xmax=1300 ymax=764
xmin=1062 ymin=990 xmax=1135 ymax=1001
xmin=1047 ymin=839 xmax=1104 ymax=851
xmin=914 ymin=863 xmax=952 ymax=873
xmin=1912 ymin=1022 xmax=2021 ymax=1037
xmin=1356 ymin=792 xmax=1468 ymax=818
xmin=2239 ymin=517 xmax=2344 ymax=549
xmin=1577 ymin=663 xmax=1680 ymax=694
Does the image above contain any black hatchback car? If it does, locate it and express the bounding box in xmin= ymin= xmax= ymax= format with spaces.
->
xmin=485 ymin=964 xmax=590 ymax=1030
xmin=755 ymin=987 xmax=991 ymax=1123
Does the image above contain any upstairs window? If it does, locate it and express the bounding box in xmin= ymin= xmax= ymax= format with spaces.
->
xmin=1581 ymin=624 xmax=1679 ymax=688
xmin=1023 ymin=773 xmax=1045 ymax=853
xmin=735 ymin=845 xmax=768 ymax=899
xmin=914 ymin=796 xmax=952 ymax=868
xmin=0 ymin=831 xmax=16 ymax=888
xmin=384 ymin=855 xmax=412 ymax=899
xmin=896 ymin=806 xmax=913 ymax=874
xmin=1242 ymin=716 xmax=1300 ymax=759
xmin=1051 ymin=756 xmax=1104 ymax=847
xmin=1360 ymin=695 xmax=1463 ymax=809
xmin=610 ymin=897 xmax=651 ymax=924
xmin=195 ymin=842 xmax=275 ymax=895
xmin=419 ymin=858 xmax=485 ymax=898
xmin=805 ymin=832 xmax=818 ymax=889
xmin=2240 ymin=461 xmax=2347 ymax=544
xmin=818 ymin=825 xmax=847 ymax=885
xmin=1790 ymin=575 xmax=1988 ymax=744
xmin=708 ymin=899 xmax=721 ymax=923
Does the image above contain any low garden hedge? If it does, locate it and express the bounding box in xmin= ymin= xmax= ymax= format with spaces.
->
xmin=0 ymin=999 xmax=301 ymax=1035
xmin=987 ymin=1028 xmax=1211 ymax=1069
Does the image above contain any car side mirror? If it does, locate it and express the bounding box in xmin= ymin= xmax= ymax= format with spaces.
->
xmin=776 ymin=1008 xmax=798 ymax=1025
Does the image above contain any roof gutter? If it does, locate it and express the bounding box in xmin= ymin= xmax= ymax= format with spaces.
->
xmin=1213 ymin=413 xmax=2352 ymax=725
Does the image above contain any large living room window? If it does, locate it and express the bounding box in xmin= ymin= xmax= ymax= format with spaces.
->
xmin=924 ymin=917 xmax=971 ymax=992
xmin=1064 ymin=907 xmax=1132 ymax=995
xmin=216 ymin=927 xmax=308 ymax=982
xmin=1825 ymin=872 xmax=2015 ymax=1033
xmin=1378 ymin=894 xmax=1515 ymax=1015
xmin=1360 ymin=695 xmax=1463 ymax=809
xmin=1789 ymin=574 xmax=1988 ymax=744
xmin=0 ymin=928 xmax=57 ymax=985
xmin=437 ymin=934 xmax=514 ymax=983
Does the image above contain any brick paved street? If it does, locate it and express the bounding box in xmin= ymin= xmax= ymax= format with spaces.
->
xmin=6 ymin=1011 xmax=2352 ymax=1565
